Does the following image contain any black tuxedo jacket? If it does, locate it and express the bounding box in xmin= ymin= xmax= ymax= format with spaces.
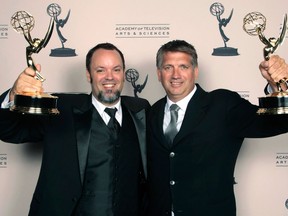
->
xmin=147 ymin=84 xmax=288 ymax=216
xmin=0 ymin=91 xmax=150 ymax=216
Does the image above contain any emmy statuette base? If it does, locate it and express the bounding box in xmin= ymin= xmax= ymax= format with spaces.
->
xmin=257 ymin=92 xmax=288 ymax=115
xmin=10 ymin=93 xmax=59 ymax=115
xmin=212 ymin=47 xmax=239 ymax=56
xmin=50 ymin=48 xmax=77 ymax=57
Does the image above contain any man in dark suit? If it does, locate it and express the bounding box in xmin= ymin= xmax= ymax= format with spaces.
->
xmin=147 ymin=39 xmax=288 ymax=216
xmin=0 ymin=43 xmax=150 ymax=216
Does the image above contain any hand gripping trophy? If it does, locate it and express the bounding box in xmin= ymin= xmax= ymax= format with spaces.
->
xmin=243 ymin=12 xmax=288 ymax=114
xmin=10 ymin=10 xmax=59 ymax=115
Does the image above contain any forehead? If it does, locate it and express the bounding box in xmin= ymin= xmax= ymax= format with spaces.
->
xmin=162 ymin=51 xmax=191 ymax=63
xmin=91 ymin=49 xmax=122 ymax=66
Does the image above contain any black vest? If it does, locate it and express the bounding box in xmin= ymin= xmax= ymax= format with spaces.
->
xmin=74 ymin=106 xmax=143 ymax=216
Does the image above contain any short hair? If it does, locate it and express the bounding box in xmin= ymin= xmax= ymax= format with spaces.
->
xmin=86 ymin=42 xmax=125 ymax=72
xmin=156 ymin=40 xmax=198 ymax=69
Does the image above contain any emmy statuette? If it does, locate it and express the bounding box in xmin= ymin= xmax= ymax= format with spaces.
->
xmin=243 ymin=12 xmax=288 ymax=114
xmin=10 ymin=11 xmax=59 ymax=115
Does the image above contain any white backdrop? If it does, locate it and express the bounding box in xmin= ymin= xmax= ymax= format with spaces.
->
xmin=0 ymin=0 xmax=288 ymax=215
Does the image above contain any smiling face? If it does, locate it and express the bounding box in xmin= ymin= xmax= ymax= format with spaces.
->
xmin=157 ymin=51 xmax=198 ymax=102
xmin=86 ymin=48 xmax=125 ymax=106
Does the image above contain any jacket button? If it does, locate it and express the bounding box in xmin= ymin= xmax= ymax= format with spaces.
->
xmin=170 ymin=152 xmax=175 ymax=158
xmin=170 ymin=180 xmax=175 ymax=185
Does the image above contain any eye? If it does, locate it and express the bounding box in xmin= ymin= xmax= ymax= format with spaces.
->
xmin=179 ymin=65 xmax=189 ymax=70
xmin=96 ymin=68 xmax=105 ymax=73
xmin=114 ymin=67 xmax=122 ymax=72
xmin=162 ymin=65 xmax=173 ymax=72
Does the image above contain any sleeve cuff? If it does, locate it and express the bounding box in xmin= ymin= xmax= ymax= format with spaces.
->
xmin=1 ymin=91 xmax=14 ymax=109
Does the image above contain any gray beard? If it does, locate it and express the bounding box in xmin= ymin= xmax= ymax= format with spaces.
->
xmin=97 ymin=90 xmax=121 ymax=105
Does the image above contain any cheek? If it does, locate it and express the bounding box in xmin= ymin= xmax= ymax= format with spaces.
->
xmin=157 ymin=70 xmax=161 ymax=82
xmin=115 ymin=73 xmax=125 ymax=83
xmin=92 ymin=73 xmax=105 ymax=83
xmin=161 ymin=74 xmax=171 ymax=83
xmin=158 ymin=72 xmax=166 ymax=82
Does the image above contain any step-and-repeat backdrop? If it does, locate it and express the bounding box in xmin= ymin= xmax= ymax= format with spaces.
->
xmin=0 ymin=0 xmax=288 ymax=215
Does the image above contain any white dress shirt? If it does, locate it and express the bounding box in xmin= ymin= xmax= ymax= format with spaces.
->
xmin=92 ymin=95 xmax=122 ymax=126
xmin=1 ymin=91 xmax=13 ymax=109
xmin=163 ymin=85 xmax=197 ymax=133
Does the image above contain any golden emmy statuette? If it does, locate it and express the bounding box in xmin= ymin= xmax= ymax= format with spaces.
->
xmin=243 ymin=12 xmax=288 ymax=115
xmin=10 ymin=11 xmax=59 ymax=115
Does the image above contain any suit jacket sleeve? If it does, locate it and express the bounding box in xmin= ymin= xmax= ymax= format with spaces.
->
xmin=0 ymin=90 xmax=44 ymax=143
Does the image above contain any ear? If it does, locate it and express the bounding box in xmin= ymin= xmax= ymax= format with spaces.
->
xmin=86 ymin=70 xmax=91 ymax=83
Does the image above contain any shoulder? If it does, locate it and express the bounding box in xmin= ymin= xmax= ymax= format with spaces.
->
xmin=196 ymin=84 xmax=239 ymax=100
xmin=192 ymin=85 xmax=251 ymax=110
xmin=209 ymin=89 xmax=243 ymax=104
xmin=53 ymin=92 xmax=90 ymax=100
xmin=121 ymin=96 xmax=151 ymax=112
xmin=52 ymin=92 xmax=90 ymax=107
xmin=206 ymin=88 xmax=257 ymax=114
xmin=151 ymin=97 xmax=166 ymax=110
xmin=210 ymin=88 xmax=240 ymax=98
xmin=194 ymin=87 xmax=248 ymax=109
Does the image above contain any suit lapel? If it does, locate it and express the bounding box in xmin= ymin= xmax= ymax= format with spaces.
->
xmin=152 ymin=90 xmax=209 ymax=149
xmin=128 ymin=108 xmax=147 ymax=177
xmin=174 ymin=85 xmax=210 ymax=146
xmin=151 ymin=98 xmax=168 ymax=149
xmin=73 ymin=95 xmax=93 ymax=185
xmin=122 ymin=97 xmax=148 ymax=178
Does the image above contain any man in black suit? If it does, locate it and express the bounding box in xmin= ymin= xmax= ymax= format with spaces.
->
xmin=147 ymin=39 xmax=288 ymax=216
xmin=0 ymin=43 xmax=150 ymax=216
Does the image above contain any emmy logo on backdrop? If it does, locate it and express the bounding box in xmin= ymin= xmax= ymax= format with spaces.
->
xmin=210 ymin=2 xmax=239 ymax=56
xmin=47 ymin=3 xmax=77 ymax=57
xmin=243 ymin=12 xmax=288 ymax=114
xmin=125 ymin=68 xmax=148 ymax=98
xmin=10 ymin=11 xmax=59 ymax=115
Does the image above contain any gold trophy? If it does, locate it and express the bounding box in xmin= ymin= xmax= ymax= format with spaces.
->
xmin=243 ymin=12 xmax=288 ymax=115
xmin=10 ymin=11 xmax=59 ymax=115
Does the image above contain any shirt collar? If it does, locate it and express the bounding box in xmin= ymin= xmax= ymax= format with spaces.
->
xmin=91 ymin=94 xmax=122 ymax=115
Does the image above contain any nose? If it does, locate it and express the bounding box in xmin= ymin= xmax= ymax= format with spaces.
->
xmin=105 ymin=70 xmax=114 ymax=79
xmin=171 ymin=67 xmax=180 ymax=78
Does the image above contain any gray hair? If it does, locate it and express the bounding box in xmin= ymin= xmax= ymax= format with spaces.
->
xmin=156 ymin=40 xmax=198 ymax=69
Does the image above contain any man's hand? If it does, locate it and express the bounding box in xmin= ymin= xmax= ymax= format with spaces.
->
xmin=9 ymin=64 xmax=44 ymax=102
xmin=259 ymin=55 xmax=288 ymax=92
